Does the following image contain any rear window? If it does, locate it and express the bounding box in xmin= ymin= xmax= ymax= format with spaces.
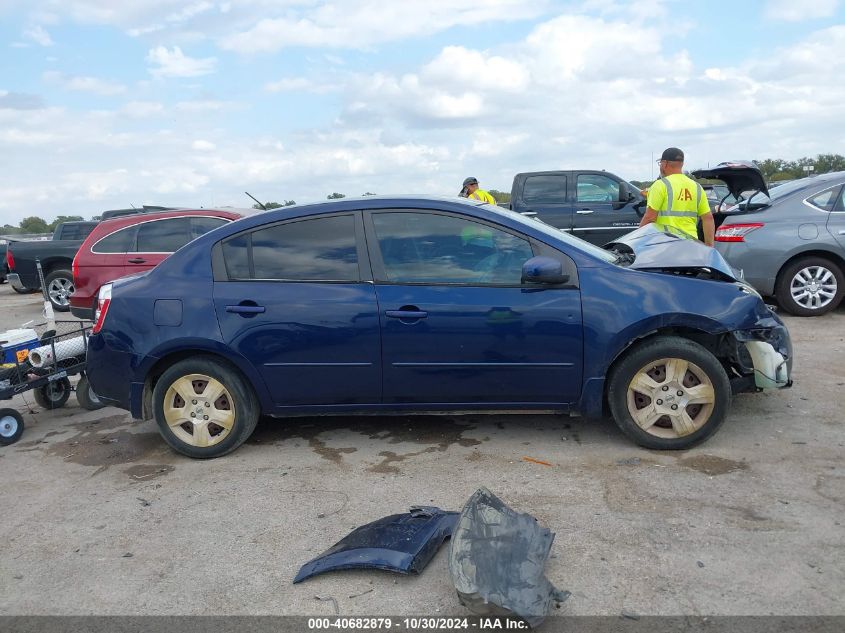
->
xmin=191 ymin=216 xmax=229 ymax=238
xmin=59 ymin=223 xmax=96 ymax=240
xmin=523 ymin=175 xmax=567 ymax=204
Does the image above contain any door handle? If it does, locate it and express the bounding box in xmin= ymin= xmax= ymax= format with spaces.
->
xmin=226 ymin=304 xmax=266 ymax=315
xmin=839 ymin=230 xmax=845 ymax=235
xmin=576 ymin=209 xmax=594 ymax=214
xmin=385 ymin=309 xmax=428 ymax=320
xmin=127 ymin=258 xmax=147 ymax=264
xmin=520 ymin=211 xmax=538 ymax=217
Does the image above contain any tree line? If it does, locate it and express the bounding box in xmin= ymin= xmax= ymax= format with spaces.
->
xmin=630 ymin=153 xmax=845 ymax=189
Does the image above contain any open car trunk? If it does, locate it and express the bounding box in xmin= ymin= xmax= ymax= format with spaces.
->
xmin=692 ymin=161 xmax=769 ymax=229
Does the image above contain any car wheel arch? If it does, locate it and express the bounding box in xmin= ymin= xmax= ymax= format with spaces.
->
xmin=598 ymin=326 xmax=728 ymax=417
xmin=774 ymin=248 xmax=845 ymax=290
xmin=140 ymin=349 xmax=268 ymax=421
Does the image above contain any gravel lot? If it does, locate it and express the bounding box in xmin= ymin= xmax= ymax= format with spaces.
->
xmin=1 ymin=282 xmax=843 ymax=617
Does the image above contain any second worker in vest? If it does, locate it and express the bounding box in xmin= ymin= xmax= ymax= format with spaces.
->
xmin=639 ymin=147 xmax=715 ymax=246
xmin=460 ymin=177 xmax=497 ymax=205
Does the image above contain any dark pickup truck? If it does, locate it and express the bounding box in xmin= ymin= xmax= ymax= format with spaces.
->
xmin=6 ymin=221 xmax=98 ymax=310
xmin=509 ymin=170 xmax=646 ymax=245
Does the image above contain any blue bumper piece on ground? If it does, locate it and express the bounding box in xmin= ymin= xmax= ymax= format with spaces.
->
xmin=293 ymin=506 xmax=458 ymax=583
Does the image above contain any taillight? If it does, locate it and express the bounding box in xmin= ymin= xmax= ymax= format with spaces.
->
xmin=6 ymin=248 xmax=14 ymax=271
xmin=72 ymin=252 xmax=79 ymax=282
xmin=715 ymin=223 xmax=764 ymax=242
xmin=92 ymin=284 xmax=112 ymax=334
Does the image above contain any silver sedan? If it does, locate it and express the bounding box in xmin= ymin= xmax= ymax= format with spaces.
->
xmin=714 ymin=172 xmax=845 ymax=316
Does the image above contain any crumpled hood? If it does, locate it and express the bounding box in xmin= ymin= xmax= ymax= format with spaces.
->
xmin=605 ymin=224 xmax=739 ymax=280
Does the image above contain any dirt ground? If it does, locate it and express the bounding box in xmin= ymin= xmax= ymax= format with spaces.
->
xmin=1 ymin=282 xmax=843 ymax=617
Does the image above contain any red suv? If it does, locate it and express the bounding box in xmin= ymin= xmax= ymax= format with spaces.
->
xmin=70 ymin=209 xmax=244 ymax=320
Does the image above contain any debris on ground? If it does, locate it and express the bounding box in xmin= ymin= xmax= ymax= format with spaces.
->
xmin=522 ymin=456 xmax=553 ymax=467
xmin=314 ymin=595 xmax=339 ymax=614
xmin=448 ymin=487 xmax=570 ymax=628
xmin=294 ymin=506 xmax=458 ymax=583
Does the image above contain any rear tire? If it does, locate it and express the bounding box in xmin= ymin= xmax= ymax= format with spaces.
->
xmin=44 ymin=268 xmax=74 ymax=312
xmin=0 ymin=409 xmax=24 ymax=445
xmin=607 ymin=336 xmax=731 ymax=450
xmin=76 ymin=375 xmax=105 ymax=411
xmin=33 ymin=377 xmax=71 ymax=410
xmin=775 ymin=257 xmax=844 ymax=316
xmin=153 ymin=356 xmax=259 ymax=459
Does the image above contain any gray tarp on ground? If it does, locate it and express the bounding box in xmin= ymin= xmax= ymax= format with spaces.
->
xmin=448 ymin=487 xmax=570 ymax=628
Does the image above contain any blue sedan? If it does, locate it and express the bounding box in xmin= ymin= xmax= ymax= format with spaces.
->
xmin=86 ymin=196 xmax=792 ymax=458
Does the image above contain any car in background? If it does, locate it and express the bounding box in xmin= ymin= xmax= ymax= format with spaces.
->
xmin=5 ymin=221 xmax=99 ymax=308
xmin=70 ymin=208 xmax=245 ymax=320
xmin=509 ymin=170 xmax=645 ymax=245
xmin=87 ymin=195 xmax=791 ymax=459
xmin=699 ymin=165 xmax=845 ymax=316
xmin=702 ymin=183 xmax=740 ymax=213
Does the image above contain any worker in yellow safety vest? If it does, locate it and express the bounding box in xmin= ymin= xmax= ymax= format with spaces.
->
xmin=459 ymin=177 xmax=497 ymax=205
xmin=639 ymin=147 xmax=715 ymax=246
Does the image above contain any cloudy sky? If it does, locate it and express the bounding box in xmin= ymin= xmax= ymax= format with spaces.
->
xmin=1 ymin=0 xmax=844 ymax=225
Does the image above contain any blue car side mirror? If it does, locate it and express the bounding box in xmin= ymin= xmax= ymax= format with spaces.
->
xmin=521 ymin=256 xmax=569 ymax=285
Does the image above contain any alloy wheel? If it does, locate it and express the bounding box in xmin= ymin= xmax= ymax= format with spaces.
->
xmin=48 ymin=278 xmax=74 ymax=307
xmin=626 ymin=357 xmax=715 ymax=438
xmin=790 ymin=265 xmax=837 ymax=311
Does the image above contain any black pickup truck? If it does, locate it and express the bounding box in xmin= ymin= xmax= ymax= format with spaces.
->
xmin=6 ymin=221 xmax=98 ymax=310
xmin=509 ymin=170 xmax=645 ymax=245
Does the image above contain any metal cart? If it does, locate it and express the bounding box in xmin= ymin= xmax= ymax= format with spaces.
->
xmin=0 ymin=321 xmax=104 ymax=445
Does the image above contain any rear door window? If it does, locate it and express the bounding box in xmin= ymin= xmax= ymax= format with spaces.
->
xmin=523 ymin=175 xmax=567 ymax=204
xmin=136 ymin=218 xmax=192 ymax=253
xmin=221 ymin=215 xmax=359 ymax=281
xmin=93 ymin=226 xmax=137 ymax=253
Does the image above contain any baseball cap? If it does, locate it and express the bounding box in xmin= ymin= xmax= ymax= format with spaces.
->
xmin=660 ymin=147 xmax=684 ymax=162
xmin=462 ymin=177 xmax=478 ymax=187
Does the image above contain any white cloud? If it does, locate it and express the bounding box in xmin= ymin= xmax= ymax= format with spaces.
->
xmin=765 ymin=0 xmax=840 ymax=21
xmin=23 ymin=25 xmax=54 ymax=46
xmin=166 ymin=1 xmax=214 ymax=24
xmin=191 ymin=139 xmax=216 ymax=151
xmin=219 ymin=0 xmax=550 ymax=53
xmin=43 ymin=71 xmax=127 ymax=96
xmin=146 ymin=46 xmax=217 ymax=78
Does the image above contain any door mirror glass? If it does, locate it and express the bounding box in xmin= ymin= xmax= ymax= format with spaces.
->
xmin=521 ymin=256 xmax=569 ymax=285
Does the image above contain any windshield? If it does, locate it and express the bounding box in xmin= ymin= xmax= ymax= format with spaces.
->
xmin=481 ymin=203 xmax=618 ymax=263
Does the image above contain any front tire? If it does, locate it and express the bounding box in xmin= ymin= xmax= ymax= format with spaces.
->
xmin=44 ymin=268 xmax=74 ymax=312
xmin=152 ymin=357 xmax=259 ymax=458
xmin=607 ymin=336 xmax=731 ymax=450
xmin=775 ymin=257 xmax=844 ymax=316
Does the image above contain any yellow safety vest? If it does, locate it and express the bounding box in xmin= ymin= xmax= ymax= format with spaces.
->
xmin=468 ymin=189 xmax=497 ymax=205
xmin=646 ymin=174 xmax=710 ymax=239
